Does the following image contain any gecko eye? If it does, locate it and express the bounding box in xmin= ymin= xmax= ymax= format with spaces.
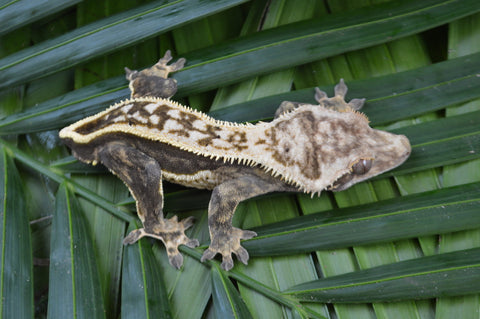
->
xmin=351 ymin=159 xmax=373 ymax=175
xmin=328 ymin=158 xmax=374 ymax=191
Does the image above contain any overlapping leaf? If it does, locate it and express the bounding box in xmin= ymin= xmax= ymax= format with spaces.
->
xmin=285 ymin=247 xmax=480 ymax=302
xmin=48 ymin=183 xmax=105 ymax=318
xmin=0 ymin=147 xmax=33 ymax=318
xmin=0 ymin=0 xmax=480 ymax=318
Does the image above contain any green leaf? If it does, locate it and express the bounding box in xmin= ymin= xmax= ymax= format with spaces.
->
xmin=2 ymin=1 xmax=480 ymax=317
xmin=47 ymin=183 xmax=105 ymax=318
xmin=0 ymin=139 xmax=133 ymax=222
xmin=245 ymin=182 xmax=480 ymax=255
xmin=121 ymin=222 xmax=172 ymax=319
xmin=435 ymin=10 xmax=480 ymax=318
xmin=0 ymin=0 xmax=81 ymax=36
xmin=211 ymin=265 xmax=253 ymax=319
xmin=0 ymin=147 xmax=33 ymax=318
xmin=285 ymin=247 xmax=480 ymax=302
xmin=391 ymin=110 xmax=480 ymax=175
xmin=176 ymin=0 xmax=480 ymax=94
xmin=0 ymin=0 xmax=249 ymax=91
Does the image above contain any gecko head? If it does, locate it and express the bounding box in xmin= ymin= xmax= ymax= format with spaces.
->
xmin=326 ymin=129 xmax=411 ymax=191
xmin=269 ymin=105 xmax=411 ymax=194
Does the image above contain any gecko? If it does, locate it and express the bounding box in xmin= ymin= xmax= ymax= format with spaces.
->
xmin=59 ymin=51 xmax=411 ymax=271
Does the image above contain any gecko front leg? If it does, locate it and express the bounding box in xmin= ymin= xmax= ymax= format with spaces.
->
xmin=97 ymin=141 xmax=199 ymax=269
xmin=201 ymin=170 xmax=292 ymax=270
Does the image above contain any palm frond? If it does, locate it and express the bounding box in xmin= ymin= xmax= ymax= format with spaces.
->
xmin=0 ymin=0 xmax=479 ymax=318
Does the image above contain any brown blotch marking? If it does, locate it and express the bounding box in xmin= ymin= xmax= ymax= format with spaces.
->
xmin=74 ymin=102 xmax=176 ymax=135
xmin=126 ymin=101 xmax=151 ymax=119
xmin=75 ymin=117 xmax=109 ymax=135
xmin=165 ymin=111 xmax=224 ymax=145
xmin=270 ymin=111 xmax=322 ymax=180
xmin=197 ymin=124 xmax=222 ymax=147
xmin=255 ymin=138 xmax=266 ymax=145
xmin=226 ymin=131 xmax=248 ymax=151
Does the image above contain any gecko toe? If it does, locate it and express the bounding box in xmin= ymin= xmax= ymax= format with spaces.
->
xmin=349 ymin=98 xmax=365 ymax=110
xmin=235 ymin=246 xmax=250 ymax=265
xmin=201 ymin=227 xmax=255 ymax=270
xmin=241 ymin=230 xmax=257 ymax=240
xmin=201 ymin=248 xmax=217 ymax=262
xmin=180 ymin=216 xmax=196 ymax=229
xmin=334 ymin=78 xmax=348 ymax=97
xmin=186 ymin=238 xmax=200 ymax=248
xmin=123 ymin=228 xmax=144 ymax=245
xmin=221 ymin=256 xmax=234 ymax=271
xmin=169 ymin=253 xmax=184 ymax=269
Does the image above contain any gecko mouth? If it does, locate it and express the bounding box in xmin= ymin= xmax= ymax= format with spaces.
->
xmin=327 ymin=158 xmax=373 ymax=191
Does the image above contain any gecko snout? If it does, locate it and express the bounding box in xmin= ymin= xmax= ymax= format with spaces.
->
xmin=399 ymin=135 xmax=411 ymax=157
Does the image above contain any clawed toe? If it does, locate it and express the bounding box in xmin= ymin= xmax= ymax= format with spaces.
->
xmin=221 ymin=255 xmax=234 ymax=271
xmin=180 ymin=215 xmax=195 ymax=229
xmin=200 ymin=227 xmax=256 ymax=270
xmin=186 ymin=238 xmax=200 ymax=248
xmin=241 ymin=230 xmax=257 ymax=240
xmin=200 ymin=248 xmax=217 ymax=263
xmin=235 ymin=246 xmax=250 ymax=265
xmin=124 ymin=215 xmax=199 ymax=269
xmin=348 ymin=98 xmax=365 ymax=110
xmin=334 ymin=78 xmax=348 ymax=97
xmin=201 ymin=245 xmax=251 ymax=271
xmin=123 ymin=228 xmax=143 ymax=245
xmin=169 ymin=252 xmax=184 ymax=269
xmin=156 ymin=50 xmax=186 ymax=76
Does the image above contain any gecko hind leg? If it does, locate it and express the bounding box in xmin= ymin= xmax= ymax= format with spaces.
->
xmin=98 ymin=141 xmax=199 ymax=269
xmin=274 ymin=79 xmax=365 ymax=118
xmin=125 ymin=50 xmax=186 ymax=99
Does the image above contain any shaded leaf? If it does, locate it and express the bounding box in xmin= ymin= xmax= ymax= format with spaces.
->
xmin=0 ymin=147 xmax=33 ymax=318
xmin=211 ymin=265 xmax=253 ymax=319
xmin=0 ymin=0 xmax=81 ymax=36
xmin=48 ymin=183 xmax=105 ymax=318
xmin=0 ymin=138 xmax=132 ymax=222
xmin=121 ymin=222 xmax=172 ymax=319
xmin=0 ymin=0 xmax=249 ymax=90
xmin=176 ymin=0 xmax=480 ymax=95
xmin=245 ymin=182 xmax=480 ymax=255
xmin=286 ymin=247 xmax=480 ymax=303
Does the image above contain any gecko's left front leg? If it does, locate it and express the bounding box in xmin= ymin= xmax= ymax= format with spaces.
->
xmin=97 ymin=141 xmax=199 ymax=269
xmin=201 ymin=171 xmax=292 ymax=270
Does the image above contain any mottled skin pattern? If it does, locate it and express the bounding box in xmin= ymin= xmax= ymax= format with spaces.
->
xmin=59 ymin=51 xmax=411 ymax=270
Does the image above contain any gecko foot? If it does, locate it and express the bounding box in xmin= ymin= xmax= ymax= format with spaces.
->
xmin=315 ymin=79 xmax=365 ymax=112
xmin=125 ymin=50 xmax=186 ymax=99
xmin=124 ymin=215 xmax=199 ymax=269
xmin=201 ymin=227 xmax=257 ymax=271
